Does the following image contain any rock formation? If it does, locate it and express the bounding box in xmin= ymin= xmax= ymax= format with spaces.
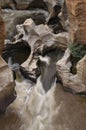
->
xmin=66 ymin=0 xmax=86 ymax=44
xmin=0 ymin=16 xmax=6 ymax=54
xmin=56 ymin=48 xmax=86 ymax=94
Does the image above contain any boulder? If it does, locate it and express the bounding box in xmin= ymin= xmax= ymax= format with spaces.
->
xmin=66 ymin=0 xmax=86 ymax=44
xmin=0 ymin=56 xmax=16 ymax=113
xmin=56 ymin=48 xmax=86 ymax=94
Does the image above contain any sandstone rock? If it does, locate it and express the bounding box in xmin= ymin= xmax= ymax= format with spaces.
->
xmin=66 ymin=0 xmax=86 ymax=44
xmin=0 ymin=56 xmax=16 ymax=113
xmin=0 ymin=16 xmax=6 ymax=54
xmin=56 ymin=48 xmax=86 ymax=94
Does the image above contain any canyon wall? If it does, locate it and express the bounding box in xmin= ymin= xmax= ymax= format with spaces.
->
xmin=66 ymin=0 xmax=86 ymax=44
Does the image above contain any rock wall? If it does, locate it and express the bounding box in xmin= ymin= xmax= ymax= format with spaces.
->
xmin=0 ymin=16 xmax=6 ymax=54
xmin=66 ymin=0 xmax=86 ymax=45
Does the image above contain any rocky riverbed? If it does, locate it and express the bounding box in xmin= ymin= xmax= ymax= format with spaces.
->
xmin=0 ymin=0 xmax=86 ymax=130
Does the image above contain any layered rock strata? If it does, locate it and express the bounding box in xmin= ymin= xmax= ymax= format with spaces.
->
xmin=66 ymin=0 xmax=86 ymax=44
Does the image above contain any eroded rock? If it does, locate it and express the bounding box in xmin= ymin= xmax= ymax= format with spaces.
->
xmin=56 ymin=48 xmax=86 ymax=94
xmin=2 ymin=40 xmax=31 ymax=64
xmin=16 ymin=18 xmax=69 ymax=52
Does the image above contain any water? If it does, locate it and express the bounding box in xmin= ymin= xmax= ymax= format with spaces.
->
xmin=0 ymin=79 xmax=86 ymax=130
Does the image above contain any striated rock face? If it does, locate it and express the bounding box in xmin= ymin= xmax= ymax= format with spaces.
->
xmin=0 ymin=16 xmax=6 ymax=54
xmin=66 ymin=0 xmax=86 ymax=44
xmin=0 ymin=56 xmax=16 ymax=113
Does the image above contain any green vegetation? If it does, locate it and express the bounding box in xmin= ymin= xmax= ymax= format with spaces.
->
xmin=68 ymin=43 xmax=86 ymax=74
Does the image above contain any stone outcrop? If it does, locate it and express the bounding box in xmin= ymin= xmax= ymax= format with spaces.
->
xmin=66 ymin=0 xmax=86 ymax=44
xmin=56 ymin=48 xmax=86 ymax=94
xmin=0 ymin=16 xmax=6 ymax=54
xmin=0 ymin=56 xmax=16 ymax=113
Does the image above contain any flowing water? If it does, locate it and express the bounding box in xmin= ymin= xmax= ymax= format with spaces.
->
xmin=0 ymin=79 xmax=86 ymax=130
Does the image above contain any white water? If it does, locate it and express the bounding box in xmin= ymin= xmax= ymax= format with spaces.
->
xmin=0 ymin=77 xmax=86 ymax=130
xmin=11 ymin=77 xmax=60 ymax=130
